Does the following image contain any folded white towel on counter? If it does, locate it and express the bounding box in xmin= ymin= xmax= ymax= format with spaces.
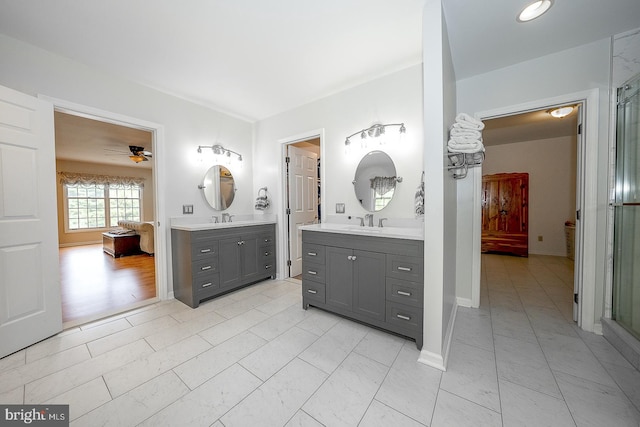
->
xmin=448 ymin=145 xmax=485 ymax=154
xmin=449 ymin=135 xmax=483 ymax=145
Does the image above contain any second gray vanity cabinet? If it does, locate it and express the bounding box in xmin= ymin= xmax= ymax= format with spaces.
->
xmin=172 ymin=224 xmax=275 ymax=308
xmin=302 ymin=229 xmax=423 ymax=349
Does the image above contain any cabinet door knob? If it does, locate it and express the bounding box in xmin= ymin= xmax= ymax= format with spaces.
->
xmin=265 ymin=265 xmax=272 ymax=269
xmin=397 ymin=290 xmax=412 ymax=297
xmin=352 ymin=256 xmax=357 ymax=261
xmin=264 ymin=251 xmax=271 ymax=256
xmin=396 ymin=314 xmax=411 ymax=321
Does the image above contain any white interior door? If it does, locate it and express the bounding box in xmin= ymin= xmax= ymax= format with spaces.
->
xmin=0 ymin=85 xmax=62 ymax=358
xmin=287 ymin=145 xmax=318 ymax=277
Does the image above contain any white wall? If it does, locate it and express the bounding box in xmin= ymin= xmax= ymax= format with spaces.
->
xmin=253 ymin=64 xmax=424 ymax=277
xmin=417 ymin=0 xmax=456 ymax=370
xmin=482 ymin=136 xmax=577 ymax=256
xmin=0 ymin=34 xmax=254 ymax=296
xmin=456 ymin=38 xmax=611 ymax=330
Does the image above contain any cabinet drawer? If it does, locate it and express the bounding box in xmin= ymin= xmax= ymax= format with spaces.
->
xmin=259 ymin=233 xmax=275 ymax=247
xmin=195 ymin=273 xmax=219 ymax=293
xmin=302 ymin=262 xmax=325 ymax=283
xmin=261 ymin=259 xmax=276 ymax=274
xmin=386 ymin=277 xmax=423 ymax=308
xmin=302 ymin=243 xmax=325 ymax=264
xmin=261 ymin=245 xmax=275 ymax=259
xmin=192 ymin=239 xmax=219 ymax=260
xmin=303 ymin=280 xmax=325 ymax=304
xmin=192 ymin=258 xmax=219 ymax=275
xmin=386 ymin=302 xmax=422 ymax=331
xmin=386 ymin=255 xmax=423 ymax=282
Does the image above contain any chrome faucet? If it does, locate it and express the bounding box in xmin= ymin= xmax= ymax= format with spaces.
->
xmin=355 ymin=216 xmax=364 ymax=226
xmin=378 ymin=218 xmax=388 ymax=228
xmin=212 ymin=215 xmax=219 ymax=223
xmin=365 ymin=214 xmax=374 ymax=227
xmin=221 ymin=213 xmax=230 ymax=223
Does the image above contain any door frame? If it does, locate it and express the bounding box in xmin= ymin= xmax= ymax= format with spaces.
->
xmin=278 ymin=129 xmax=325 ymax=279
xmin=40 ymin=96 xmax=169 ymax=309
xmin=475 ymin=88 xmax=599 ymax=332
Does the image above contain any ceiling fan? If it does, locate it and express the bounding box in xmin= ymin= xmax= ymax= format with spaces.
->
xmin=104 ymin=145 xmax=153 ymax=163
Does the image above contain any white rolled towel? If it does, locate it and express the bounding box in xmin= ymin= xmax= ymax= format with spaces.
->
xmin=454 ymin=113 xmax=485 ymax=130
xmin=449 ymin=135 xmax=483 ymax=145
xmin=448 ymin=145 xmax=485 ymax=154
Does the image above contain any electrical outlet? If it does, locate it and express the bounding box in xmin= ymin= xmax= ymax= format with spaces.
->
xmin=183 ymin=204 xmax=194 ymax=214
xmin=538 ymin=235 xmax=543 ymax=242
xmin=336 ymin=203 xmax=345 ymax=214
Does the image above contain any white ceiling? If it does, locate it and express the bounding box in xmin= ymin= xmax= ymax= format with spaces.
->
xmin=1 ymin=0 xmax=639 ymax=141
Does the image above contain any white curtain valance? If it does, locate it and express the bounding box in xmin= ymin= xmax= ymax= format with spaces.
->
xmin=370 ymin=176 xmax=396 ymax=194
xmin=58 ymin=172 xmax=145 ymax=187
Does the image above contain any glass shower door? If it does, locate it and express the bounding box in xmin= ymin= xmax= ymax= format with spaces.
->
xmin=613 ymin=74 xmax=640 ymax=341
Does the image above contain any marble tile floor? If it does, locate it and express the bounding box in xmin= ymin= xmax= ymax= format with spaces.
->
xmin=1 ymin=254 xmax=639 ymax=426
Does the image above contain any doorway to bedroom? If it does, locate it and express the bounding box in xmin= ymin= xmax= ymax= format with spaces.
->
xmin=54 ymin=110 xmax=157 ymax=325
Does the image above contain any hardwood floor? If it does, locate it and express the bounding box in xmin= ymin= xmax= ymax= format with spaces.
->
xmin=59 ymin=244 xmax=156 ymax=323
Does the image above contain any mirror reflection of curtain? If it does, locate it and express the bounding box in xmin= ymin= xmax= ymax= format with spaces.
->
xmin=370 ymin=176 xmax=396 ymax=211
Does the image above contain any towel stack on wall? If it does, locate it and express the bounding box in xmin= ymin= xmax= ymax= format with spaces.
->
xmin=447 ymin=113 xmax=485 ymax=153
xmin=255 ymin=187 xmax=270 ymax=210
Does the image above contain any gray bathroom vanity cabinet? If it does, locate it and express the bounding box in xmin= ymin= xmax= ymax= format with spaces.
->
xmin=302 ymin=229 xmax=424 ymax=348
xmin=172 ymin=223 xmax=275 ymax=308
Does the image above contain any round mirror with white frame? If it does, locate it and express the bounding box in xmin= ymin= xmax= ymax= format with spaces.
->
xmin=353 ymin=150 xmax=399 ymax=212
xmin=201 ymin=165 xmax=236 ymax=210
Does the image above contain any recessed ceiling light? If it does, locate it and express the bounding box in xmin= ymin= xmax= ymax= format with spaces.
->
xmin=517 ymin=0 xmax=553 ymax=22
xmin=548 ymin=106 xmax=574 ymax=118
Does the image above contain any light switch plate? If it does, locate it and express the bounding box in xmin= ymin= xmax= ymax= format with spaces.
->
xmin=183 ymin=204 xmax=194 ymax=214
xmin=336 ymin=203 xmax=345 ymax=214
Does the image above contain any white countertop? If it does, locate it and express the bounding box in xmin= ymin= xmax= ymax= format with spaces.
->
xmin=170 ymin=215 xmax=276 ymax=231
xmin=299 ymin=222 xmax=424 ymax=241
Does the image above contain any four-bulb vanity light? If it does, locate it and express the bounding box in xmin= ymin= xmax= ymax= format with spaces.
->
xmin=197 ymin=144 xmax=243 ymax=165
xmin=344 ymin=123 xmax=406 ymax=149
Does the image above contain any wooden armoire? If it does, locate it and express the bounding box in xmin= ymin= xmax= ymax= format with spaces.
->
xmin=481 ymin=173 xmax=529 ymax=257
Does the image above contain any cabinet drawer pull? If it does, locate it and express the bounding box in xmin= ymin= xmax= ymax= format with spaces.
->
xmin=200 ymin=248 xmax=211 ymax=253
xmin=307 ymin=270 xmax=317 ymax=275
xmin=265 ymin=265 xmax=272 ymax=269
xmin=397 ymin=290 xmax=412 ymax=297
xmin=307 ymin=289 xmax=318 ymax=294
xmin=396 ymin=314 xmax=412 ymax=321
xmin=201 ymin=265 xmax=212 ymax=271
xmin=397 ymin=266 xmax=412 ymax=272
xmin=202 ymin=282 xmax=213 ymax=288
xmin=307 ymin=252 xmax=317 ymax=256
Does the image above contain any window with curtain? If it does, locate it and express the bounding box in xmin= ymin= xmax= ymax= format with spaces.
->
xmin=59 ymin=172 xmax=144 ymax=231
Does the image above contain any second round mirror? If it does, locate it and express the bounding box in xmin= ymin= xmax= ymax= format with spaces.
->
xmin=353 ymin=150 xmax=398 ymax=212
xmin=201 ymin=165 xmax=235 ymax=210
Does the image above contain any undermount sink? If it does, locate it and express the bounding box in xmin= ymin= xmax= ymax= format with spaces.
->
xmin=345 ymin=226 xmax=382 ymax=232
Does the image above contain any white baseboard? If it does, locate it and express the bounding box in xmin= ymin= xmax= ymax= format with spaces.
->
xmin=418 ymin=300 xmax=458 ymax=372
xmin=456 ymin=297 xmax=473 ymax=308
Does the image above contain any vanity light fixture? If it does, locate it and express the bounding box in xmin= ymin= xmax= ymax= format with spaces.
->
xmin=344 ymin=123 xmax=406 ymax=147
xmin=548 ymin=105 xmax=574 ymax=118
xmin=197 ymin=144 xmax=243 ymax=163
xmin=517 ymin=0 xmax=553 ymax=22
